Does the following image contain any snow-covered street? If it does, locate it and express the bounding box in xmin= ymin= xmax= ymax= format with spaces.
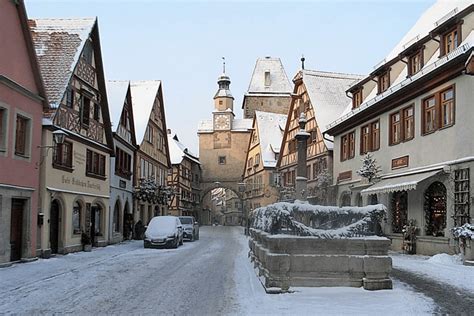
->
xmin=0 ymin=226 xmax=439 ymax=315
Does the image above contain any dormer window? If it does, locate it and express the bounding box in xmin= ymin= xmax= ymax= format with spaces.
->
xmin=441 ymin=26 xmax=460 ymax=56
xmin=352 ymin=88 xmax=363 ymax=109
xmin=408 ymin=49 xmax=423 ymax=76
xmin=377 ymin=70 xmax=390 ymax=94
xmin=264 ymin=71 xmax=271 ymax=86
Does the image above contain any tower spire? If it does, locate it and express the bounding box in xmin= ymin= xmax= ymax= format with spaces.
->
xmin=301 ymin=55 xmax=305 ymax=70
xmin=222 ymin=56 xmax=226 ymax=74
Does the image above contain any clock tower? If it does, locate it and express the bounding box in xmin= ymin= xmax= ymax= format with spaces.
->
xmin=213 ymin=72 xmax=234 ymax=131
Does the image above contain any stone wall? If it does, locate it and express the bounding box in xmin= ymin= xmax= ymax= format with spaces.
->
xmin=248 ymin=228 xmax=392 ymax=291
xmin=243 ymin=95 xmax=291 ymax=119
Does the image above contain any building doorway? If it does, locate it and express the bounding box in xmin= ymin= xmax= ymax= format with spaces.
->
xmin=10 ymin=199 xmax=25 ymax=261
xmin=90 ymin=204 xmax=102 ymax=246
xmin=50 ymin=200 xmax=60 ymax=254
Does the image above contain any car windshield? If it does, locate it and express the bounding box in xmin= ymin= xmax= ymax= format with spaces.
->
xmin=179 ymin=217 xmax=193 ymax=224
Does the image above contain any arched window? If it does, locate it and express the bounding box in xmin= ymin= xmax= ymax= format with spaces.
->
xmin=369 ymin=194 xmax=378 ymax=205
xmin=391 ymin=191 xmax=408 ymax=233
xmin=340 ymin=193 xmax=351 ymax=207
xmin=113 ymin=200 xmax=120 ymax=233
xmin=424 ymin=182 xmax=447 ymax=237
xmin=72 ymin=201 xmax=82 ymax=234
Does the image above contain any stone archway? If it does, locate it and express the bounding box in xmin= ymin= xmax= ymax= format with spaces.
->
xmin=199 ymin=181 xmax=244 ymax=226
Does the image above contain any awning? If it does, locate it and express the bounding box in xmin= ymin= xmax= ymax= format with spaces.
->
xmin=360 ymin=170 xmax=442 ymax=195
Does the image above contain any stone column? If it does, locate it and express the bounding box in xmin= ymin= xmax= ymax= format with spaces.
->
xmin=295 ymin=113 xmax=310 ymax=201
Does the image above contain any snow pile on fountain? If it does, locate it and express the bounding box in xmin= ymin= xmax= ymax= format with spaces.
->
xmin=250 ymin=201 xmax=386 ymax=238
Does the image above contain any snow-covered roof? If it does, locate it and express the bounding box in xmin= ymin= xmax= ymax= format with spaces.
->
xmin=328 ymin=1 xmax=473 ymax=132
xmin=130 ymin=80 xmax=161 ymax=143
xmin=168 ymin=133 xmax=200 ymax=165
xmin=246 ymin=57 xmax=292 ymax=95
xmin=254 ymin=111 xmax=287 ymax=168
xmin=29 ymin=17 xmax=96 ymax=110
xmin=197 ymin=118 xmax=252 ymax=133
xmin=328 ymin=32 xmax=474 ymax=131
xmin=384 ymin=0 xmax=471 ymax=64
xmin=302 ymin=70 xmax=363 ymax=147
xmin=106 ymin=80 xmax=129 ymax=132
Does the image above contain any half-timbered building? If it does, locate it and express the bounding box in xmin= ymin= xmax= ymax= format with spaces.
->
xmin=277 ymin=69 xmax=362 ymax=204
xmin=0 ymin=0 xmax=49 ymax=265
xmin=242 ymin=111 xmax=287 ymax=211
xmin=325 ymin=1 xmax=474 ymax=255
xmin=30 ymin=18 xmax=115 ymax=255
xmin=131 ymin=80 xmax=171 ymax=224
xmin=107 ymin=80 xmax=137 ymax=243
xmin=167 ymin=132 xmax=201 ymax=217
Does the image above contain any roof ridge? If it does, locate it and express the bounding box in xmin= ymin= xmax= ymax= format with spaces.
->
xmin=30 ymin=17 xmax=96 ymax=21
xmin=303 ymin=69 xmax=364 ymax=79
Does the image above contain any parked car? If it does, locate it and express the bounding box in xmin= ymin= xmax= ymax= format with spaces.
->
xmin=144 ymin=216 xmax=183 ymax=249
xmin=179 ymin=216 xmax=199 ymax=241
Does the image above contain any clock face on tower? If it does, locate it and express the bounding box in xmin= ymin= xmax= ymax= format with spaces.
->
xmin=214 ymin=114 xmax=230 ymax=130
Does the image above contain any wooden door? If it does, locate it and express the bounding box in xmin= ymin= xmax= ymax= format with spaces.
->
xmin=50 ymin=200 xmax=60 ymax=254
xmin=10 ymin=199 xmax=24 ymax=261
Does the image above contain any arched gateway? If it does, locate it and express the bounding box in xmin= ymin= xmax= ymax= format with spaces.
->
xmin=197 ymin=69 xmax=252 ymax=225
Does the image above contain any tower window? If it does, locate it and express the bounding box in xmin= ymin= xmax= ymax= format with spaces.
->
xmin=219 ymin=100 xmax=223 ymax=105
xmin=264 ymin=71 xmax=271 ymax=86
xmin=218 ymin=156 xmax=226 ymax=165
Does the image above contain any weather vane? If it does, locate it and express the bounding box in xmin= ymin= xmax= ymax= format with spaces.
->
xmin=222 ymin=56 xmax=226 ymax=74
xmin=301 ymin=54 xmax=305 ymax=70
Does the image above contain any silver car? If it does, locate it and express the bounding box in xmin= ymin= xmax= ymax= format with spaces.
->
xmin=144 ymin=216 xmax=184 ymax=248
xmin=179 ymin=216 xmax=199 ymax=241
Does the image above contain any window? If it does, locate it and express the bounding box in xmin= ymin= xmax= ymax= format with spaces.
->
xmin=340 ymin=132 xmax=355 ymax=161
xmin=247 ymin=157 xmax=253 ymax=169
xmin=86 ymin=149 xmax=106 ymax=178
xmin=255 ymin=154 xmax=260 ymax=166
xmin=390 ymin=106 xmax=415 ymax=145
xmin=378 ymin=70 xmax=390 ymax=94
xmin=120 ymin=109 xmax=128 ymax=127
xmin=390 ymin=112 xmax=401 ymax=145
xmin=81 ymin=96 xmax=91 ymax=126
xmin=15 ymin=115 xmax=29 ymax=156
xmin=93 ymin=103 xmax=100 ymax=121
xmin=423 ymin=96 xmax=437 ymax=134
xmin=391 ymin=191 xmax=407 ymax=233
xmin=424 ymin=182 xmax=447 ymax=237
xmin=146 ymin=125 xmax=153 ymax=143
xmin=0 ymin=108 xmax=6 ymax=150
xmin=66 ymin=88 xmax=75 ymax=108
xmin=352 ymin=88 xmax=363 ymax=109
xmin=408 ymin=50 xmax=423 ymax=76
xmin=440 ymin=88 xmax=454 ymax=128
xmin=403 ymin=106 xmax=414 ymax=140
xmin=442 ymin=27 xmax=459 ymax=56
xmin=115 ymin=147 xmax=131 ymax=178
xmin=360 ymin=120 xmax=379 ymax=154
xmin=288 ymin=139 xmax=297 ymax=153
xmin=454 ymin=168 xmax=470 ymax=226
xmin=251 ymin=132 xmax=258 ymax=144
xmin=113 ymin=202 xmax=120 ymax=233
xmin=72 ymin=201 xmax=82 ymax=234
xmin=83 ymin=40 xmax=93 ymax=64
xmin=53 ymin=141 xmax=73 ymax=169
xmin=264 ymin=71 xmax=271 ymax=86
xmin=422 ymin=86 xmax=455 ymax=135
xmin=309 ymin=129 xmax=318 ymax=143
xmin=218 ymin=156 xmax=226 ymax=165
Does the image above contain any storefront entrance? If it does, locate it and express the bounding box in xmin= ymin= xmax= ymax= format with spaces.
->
xmin=50 ymin=200 xmax=60 ymax=254
xmin=10 ymin=199 xmax=25 ymax=261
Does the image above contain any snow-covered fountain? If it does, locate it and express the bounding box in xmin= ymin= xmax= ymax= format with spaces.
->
xmin=248 ymin=201 xmax=393 ymax=292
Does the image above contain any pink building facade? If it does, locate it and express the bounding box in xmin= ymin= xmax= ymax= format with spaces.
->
xmin=0 ymin=0 xmax=48 ymax=265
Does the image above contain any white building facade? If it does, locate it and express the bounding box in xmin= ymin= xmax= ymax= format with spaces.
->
xmin=326 ymin=2 xmax=474 ymax=255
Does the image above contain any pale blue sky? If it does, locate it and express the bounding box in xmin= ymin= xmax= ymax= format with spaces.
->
xmin=25 ymin=0 xmax=435 ymax=153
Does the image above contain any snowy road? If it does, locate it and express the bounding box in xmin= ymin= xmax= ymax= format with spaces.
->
xmin=0 ymin=226 xmax=435 ymax=315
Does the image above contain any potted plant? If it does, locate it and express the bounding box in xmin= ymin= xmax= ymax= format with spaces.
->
xmin=452 ymin=223 xmax=474 ymax=264
xmin=81 ymin=231 xmax=92 ymax=252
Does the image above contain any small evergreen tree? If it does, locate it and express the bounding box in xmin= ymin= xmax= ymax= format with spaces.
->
xmin=357 ymin=153 xmax=381 ymax=183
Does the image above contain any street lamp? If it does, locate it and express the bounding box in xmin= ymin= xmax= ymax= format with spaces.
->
xmin=52 ymin=130 xmax=67 ymax=145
